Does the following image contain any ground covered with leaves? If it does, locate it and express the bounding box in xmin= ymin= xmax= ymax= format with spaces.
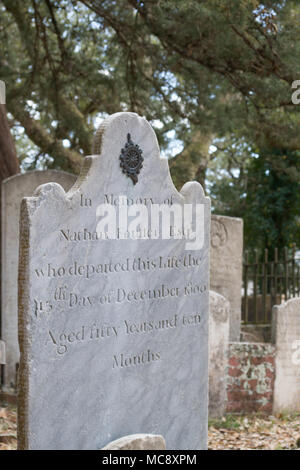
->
xmin=0 ymin=406 xmax=17 ymax=450
xmin=208 ymin=414 xmax=300 ymax=450
xmin=0 ymin=404 xmax=299 ymax=450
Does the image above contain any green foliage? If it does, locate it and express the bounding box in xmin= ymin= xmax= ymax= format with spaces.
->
xmin=244 ymin=149 xmax=300 ymax=250
xmin=209 ymin=143 xmax=300 ymax=251
xmin=1 ymin=0 xmax=300 ymax=248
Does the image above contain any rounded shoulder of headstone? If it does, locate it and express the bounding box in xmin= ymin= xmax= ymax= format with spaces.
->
xmin=33 ymin=182 xmax=66 ymax=199
xmin=180 ymin=180 xmax=209 ymax=203
xmin=211 ymin=214 xmax=243 ymax=225
xmin=273 ymin=296 xmax=300 ymax=314
xmin=23 ymin=182 xmax=68 ymax=214
xmin=102 ymin=433 xmax=166 ymax=450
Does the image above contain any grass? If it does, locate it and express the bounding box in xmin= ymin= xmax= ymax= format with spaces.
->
xmin=209 ymin=414 xmax=242 ymax=430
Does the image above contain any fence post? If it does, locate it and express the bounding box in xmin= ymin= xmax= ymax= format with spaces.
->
xmin=244 ymin=251 xmax=249 ymax=324
xmin=274 ymin=247 xmax=278 ymax=305
xmin=263 ymin=248 xmax=268 ymax=323
xmin=270 ymin=260 xmax=275 ymax=317
xmin=254 ymin=249 xmax=258 ymax=324
xmin=284 ymin=246 xmax=289 ymax=301
xmin=292 ymin=244 xmax=296 ymax=298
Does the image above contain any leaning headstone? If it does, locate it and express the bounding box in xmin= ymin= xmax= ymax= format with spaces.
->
xmin=0 ymin=340 xmax=5 ymax=365
xmin=272 ymin=298 xmax=300 ymax=414
xmin=18 ymin=112 xmax=210 ymax=450
xmin=210 ymin=215 xmax=243 ymax=342
xmin=102 ymin=434 xmax=166 ymax=450
xmin=1 ymin=170 xmax=76 ymax=390
xmin=209 ymin=291 xmax=230 ymax=418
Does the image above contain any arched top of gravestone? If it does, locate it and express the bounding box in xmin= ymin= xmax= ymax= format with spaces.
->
xmin=29 ymin=112 xmax=208 ymax=212
xmin=2 ymin=169 xmax=75 ymax=188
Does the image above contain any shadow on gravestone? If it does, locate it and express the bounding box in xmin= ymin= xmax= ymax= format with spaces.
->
xmin=102 ymin=433 xmax=166 ymax=450
xmin=1 ymin=171 xmax=76 ymax=391
xmin=17 ymin=112 xmax=210 ymax=450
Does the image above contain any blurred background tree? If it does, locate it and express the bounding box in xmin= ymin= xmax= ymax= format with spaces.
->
xmin=1 ymin=0 xmax=300 ymax=250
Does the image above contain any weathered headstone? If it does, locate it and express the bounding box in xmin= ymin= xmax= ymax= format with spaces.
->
xmin=0 ymin=340 xmax=5 ymax=365
xmin=210 ymin=215 xmax=243 ymax=342
xmin=1 ymin=171 xmax=76 ymax=389
xmin=209 ymin=290 xmax=230 ymax=418
xmin=102 ymin=433 xmax=166 ymax=450
xmin=18 ymin=112 xmax=210 ymax=450
xmin=272 ymin=298 xmax=300 ymax=414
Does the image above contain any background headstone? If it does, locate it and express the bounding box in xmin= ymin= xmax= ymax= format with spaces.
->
xmin=1 ymin=170 xmax=76 ymax=389
xmin=272 ymin=298 xmax=300 ymax=414
xmin=210 ymin=215 xmax=243 ymax=342
xmin=209 ymin=290 xmax=230 ymax=418
xmin=102 ymin=433 xmax=166 ymax=450
xmin=18 ymin=112 xmax=211 ymax=450
xmin=0 ymin=340 xmax=5 ymax=365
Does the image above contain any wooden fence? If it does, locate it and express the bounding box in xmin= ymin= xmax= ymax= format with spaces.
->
xmin=242 ymin=245 xmax=300 ymax=324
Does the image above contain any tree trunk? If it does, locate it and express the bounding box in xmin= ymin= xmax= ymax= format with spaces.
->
xmin=0 ymin=104 xmax=19 ymax=180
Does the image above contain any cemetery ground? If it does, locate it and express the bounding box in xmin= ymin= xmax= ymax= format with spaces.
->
xmin=0 ymin=404 xmax=299 ymax=451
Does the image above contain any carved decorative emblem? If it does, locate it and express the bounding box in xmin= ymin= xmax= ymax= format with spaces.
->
xmin=120 ymin=133 xmax=144 ymax=185
xmin=211 ymin=295 xmax=229 ymax=322
xmin=211 ymin=219 xmax=228 ymax=248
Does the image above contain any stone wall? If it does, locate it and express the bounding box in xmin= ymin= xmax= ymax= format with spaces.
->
xmin=272 ymin=298 xmax=300 ymax=414
xmin=226 ymin=342 xmax=275 ymax=414
xmin=210 ymin=215 xmax=243 ymax=342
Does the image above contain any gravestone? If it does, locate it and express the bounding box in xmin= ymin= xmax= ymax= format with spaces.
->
xmin=209 ymin=291 xmax=230 ymax=418
xmin=1 ymin=171 xmax=76 ymax=389
xmin=210 ymin=215 xmax=243 ymax=341
xmin=102 ymin=434 xmax=166 ymax=450
xmin=0 ymin=340 xmax=5 ymax=365
xmin=272 ymin=298 xmax=300 ymax=413
xmin=18 ymin=112 xmax=210 ymax=450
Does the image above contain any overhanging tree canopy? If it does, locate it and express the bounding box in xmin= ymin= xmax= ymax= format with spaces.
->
xmin=1 ymin=0 xmax=300 ymax=248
